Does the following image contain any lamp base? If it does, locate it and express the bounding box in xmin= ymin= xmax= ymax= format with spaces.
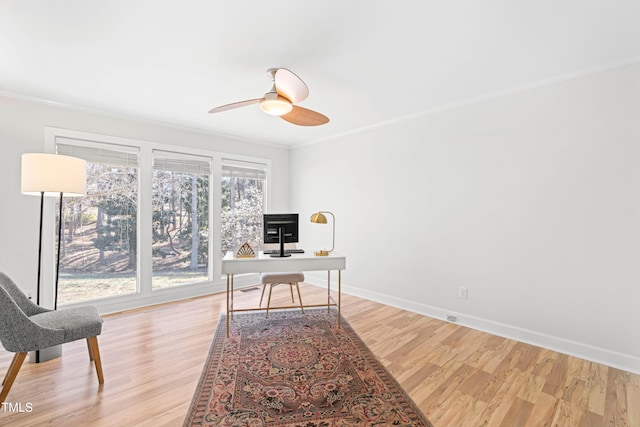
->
xmin=314 ymin=250 xmax=330 ymax=256
xmin=29 ymin=345 xmax=62 ymax=363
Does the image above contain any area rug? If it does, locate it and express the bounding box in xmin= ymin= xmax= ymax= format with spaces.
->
xmin=184 ymin=308 xmax=432 ymax=427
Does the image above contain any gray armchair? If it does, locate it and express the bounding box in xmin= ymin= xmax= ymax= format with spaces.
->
xmin=0 ymin=272 xmax=104 ymax=403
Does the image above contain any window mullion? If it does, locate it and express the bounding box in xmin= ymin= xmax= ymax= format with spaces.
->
xmin=138 ymin=146 xmax=154 ymax=295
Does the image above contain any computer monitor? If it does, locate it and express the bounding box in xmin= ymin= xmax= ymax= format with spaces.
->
xmin=263 ymin=213 xmax=299 ymax=257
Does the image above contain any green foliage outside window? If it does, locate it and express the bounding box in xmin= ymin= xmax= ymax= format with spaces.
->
xmin=221 ymin=176 xmax=264 ymax=256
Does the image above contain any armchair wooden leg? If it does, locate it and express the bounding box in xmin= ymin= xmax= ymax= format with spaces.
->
xmin=87 ymin=338 xmax=94 ymax=361
xmin=86 ymin=336 xmax=104 ymax=384
xmin=2 ymin=352 xmax=20 ymax=386
xmin=1 ymin=352 xmax=27 ymax=404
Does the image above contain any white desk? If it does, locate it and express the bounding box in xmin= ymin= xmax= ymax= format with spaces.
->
xmin=222 ymin=251 xmax=346 ymax=336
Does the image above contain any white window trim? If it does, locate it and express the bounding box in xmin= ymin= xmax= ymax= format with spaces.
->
xmin=43 ymin=126 xmax=271 ymax=314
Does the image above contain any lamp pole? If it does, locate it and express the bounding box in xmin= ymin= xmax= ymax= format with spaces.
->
xmin=54 ymin=192 xmax=64 ymax=310
xmin=36 ymin=192 xmax=44 ymax=305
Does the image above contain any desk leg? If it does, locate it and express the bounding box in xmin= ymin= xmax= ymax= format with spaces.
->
xmin=327 ymin=270 xmax=331 ymax=314
xmin=338 ymin=270 xmax=342 ymax=328
xmin=226 ymin=274 xmax=230 ymax=337
xmin=230 ymin=274 xmax=234 ymax=320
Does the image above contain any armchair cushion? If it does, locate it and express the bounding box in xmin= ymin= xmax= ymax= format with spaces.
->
xmin=30 ymin=306 xmax=103 ymax=344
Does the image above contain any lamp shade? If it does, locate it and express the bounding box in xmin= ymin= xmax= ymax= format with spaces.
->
xmin=310 ymin=212 xmax=328 ymax=224
xmin=21 ymin=153 xmax=87 ymax=197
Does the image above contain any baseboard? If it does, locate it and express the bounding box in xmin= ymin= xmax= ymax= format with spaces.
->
xmin=61 ymin=274 xmax=261 ymax=315
xmin=304 ymin=275 xmax=640 ymax=375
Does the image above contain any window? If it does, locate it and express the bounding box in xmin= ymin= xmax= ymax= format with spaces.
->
xmin=56 ymin=142 xmax=139 ymax=304
xmin=221 ymin=159 xmax=267 ymax=257
xmin=46 ymin=127 xmax=271 ymax=311
xmin=152 ymin=151 xmax=211 ymax=289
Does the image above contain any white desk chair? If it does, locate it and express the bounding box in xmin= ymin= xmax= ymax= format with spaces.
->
xmin=259 ymin=272 xmax=305 ymax=318
xmin=259 ymin=244 xmax=305 ymax=317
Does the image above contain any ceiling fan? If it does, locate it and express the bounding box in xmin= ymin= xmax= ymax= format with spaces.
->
xmin=208 ymin=68 xmax=329 ymax=126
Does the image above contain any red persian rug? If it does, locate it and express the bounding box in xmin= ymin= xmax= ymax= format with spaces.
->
xmin=184 ymin=309 xmax=432 ymax=427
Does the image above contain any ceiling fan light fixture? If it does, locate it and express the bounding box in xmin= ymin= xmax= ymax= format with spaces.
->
xmin=260 ymin=93 xmax=292 ymax=116
xmin=208 ymin=68 xmax=328 ymax=125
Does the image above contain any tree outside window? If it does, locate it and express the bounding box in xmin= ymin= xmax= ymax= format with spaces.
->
xmin=221 ymin=160 xmax=266 ymax=257
xmin=151 ymin=151 xmax=210 ymax=289
xmin=56 ymin=154 xmax=139 ymax=304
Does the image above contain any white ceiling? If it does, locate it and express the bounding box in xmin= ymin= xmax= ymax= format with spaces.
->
xmin=1 ymin=1 xmax=639 ymax=147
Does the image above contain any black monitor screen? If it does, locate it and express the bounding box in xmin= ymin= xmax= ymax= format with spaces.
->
xmin=263 ymin=213 xmax=299 ymax=244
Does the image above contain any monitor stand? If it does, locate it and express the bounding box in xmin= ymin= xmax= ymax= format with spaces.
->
xmin=270 ymin=226 xmax=291 ymax=257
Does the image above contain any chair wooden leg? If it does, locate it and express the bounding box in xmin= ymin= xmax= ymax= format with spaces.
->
xmin=2 ymin=352 xmax=19 ymax=386
xmin=295 ymin=282 xmax=304 ymax=313
xmin=1 ymin=352 xmax=27 ymax=404
xmin=266 ymin=284 xmax=274 ymax=318
xmin=87 ymin=338 xmax=94 ymax=361
xmin=86 ymin=336 xmax=104 ymax=384
xmin=259 ymin=283 xmax=267 ymax=307
xmin=289 ymin=283 xmax=295 ymax=302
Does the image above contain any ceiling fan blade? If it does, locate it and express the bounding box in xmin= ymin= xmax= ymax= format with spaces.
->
xmin=274 ymin=68 xmax=309 ymax=103
xmin=208 ymin=98 xmax=262 ymax=114
xmin=280 ymin=105 xmax=329 ymax=126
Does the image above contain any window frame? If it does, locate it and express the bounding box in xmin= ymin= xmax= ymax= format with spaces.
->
xmin=43 ymin=127 xmax=271 ymax=314
xmin=151 ymin=149 xmax=213 ymax=290
xmin=221 ymin=158 xmax=269 ymax=260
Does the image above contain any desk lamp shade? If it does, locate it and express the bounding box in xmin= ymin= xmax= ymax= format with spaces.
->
xmin=21 ymin=153 xmax=87 ymax=197
xmin=310 ymin=212 xmax=327 ymax=224
xmin=310 ymin=211 xmax=335 ymax=256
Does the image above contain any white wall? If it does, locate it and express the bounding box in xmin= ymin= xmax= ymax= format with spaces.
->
xmin=291 ymin=63 xmax=640 ymax=374
xmin=0 ymin=95 xmax=290 ymax=309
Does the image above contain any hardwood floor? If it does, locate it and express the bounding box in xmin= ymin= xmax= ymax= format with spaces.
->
xmin=1 ymin=283 xmax=638 ymax=426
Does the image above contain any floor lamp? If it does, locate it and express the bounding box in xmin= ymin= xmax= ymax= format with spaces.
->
xmin=21 ymin=153 xmax=87 ymax=312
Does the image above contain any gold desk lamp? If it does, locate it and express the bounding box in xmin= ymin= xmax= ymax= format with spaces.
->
xmin=310 ymin=211 xmax=335 ymax=256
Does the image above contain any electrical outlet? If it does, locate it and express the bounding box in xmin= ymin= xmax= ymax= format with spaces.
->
xmin=458 ymin=286 xmax=468 ymax=299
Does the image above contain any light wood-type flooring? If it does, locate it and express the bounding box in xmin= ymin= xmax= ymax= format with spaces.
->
xmin=0 ymin=283 xmax=638 ymax=426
